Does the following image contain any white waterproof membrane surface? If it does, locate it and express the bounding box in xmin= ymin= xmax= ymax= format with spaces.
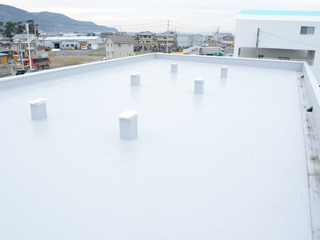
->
xmin=0 ymin=58 xmax=312 ymax=239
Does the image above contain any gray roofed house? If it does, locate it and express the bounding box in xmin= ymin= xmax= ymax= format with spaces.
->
xmin=156 ymin=31 xmax=177 ymax=47
xmin=12 ymin=34 xmax=36 ymax=42
xmin=105 ymin=35 xmax=135 ymax=59
xmin=107 ymin=35 xmax=135 ymax=44
xmin=136 ymin=31 xmax=156 ymax=36
xmin=135 ymin=31 xmax=157 ymax=46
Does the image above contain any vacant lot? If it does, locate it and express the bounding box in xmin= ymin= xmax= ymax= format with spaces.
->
xmin=5 ymin=55 xmax=105 ymax=70
xmin=49 ymin=56 xmax=105 ymax=67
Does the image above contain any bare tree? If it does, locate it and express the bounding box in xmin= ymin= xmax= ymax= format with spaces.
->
xmin=188 ymin=35 xmax=195 ymax=47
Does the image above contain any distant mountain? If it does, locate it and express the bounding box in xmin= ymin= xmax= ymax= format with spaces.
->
xmin=0 ymin=4 xmax=118 ymax=33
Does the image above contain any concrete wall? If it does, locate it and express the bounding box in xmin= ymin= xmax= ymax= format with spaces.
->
xmin=235 ymin=15 xmax=320 ymax=83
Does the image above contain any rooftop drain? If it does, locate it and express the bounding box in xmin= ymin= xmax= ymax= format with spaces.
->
xmin=194 ymin=78 xmax=204 ymax=94
xmin=131 ymin=73 xmax=140 ymax=86
xmin=27 ymin=98 xmax=48 ymax=120
xmin=117 ymin=110 xmax=139 ymax=140
xmin=171 ymin=63 xmax=178 ymax=73
xmin=221 ymin=66 xmax=228 ymax=78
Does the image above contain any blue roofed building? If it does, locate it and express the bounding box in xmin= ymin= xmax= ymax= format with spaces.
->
xmin=0 ymin=53 xmax=9 ymax=64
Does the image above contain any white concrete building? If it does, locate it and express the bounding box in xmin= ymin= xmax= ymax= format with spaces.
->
xmin=177 ymin=34 xmax=202 ymax=47
xmin=0 ymin=53 xmax=320 ymax=240
xmin=43 ymin=36 xmax=102 ymax=50
xmin=234 ymin=10 xmax=320 ymax=83
xmin=106 ymin=35 xmax=135 ymax=59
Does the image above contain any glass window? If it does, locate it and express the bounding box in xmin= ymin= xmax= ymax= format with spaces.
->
xmin=301 ymin=26 xmax=315 ymax=35
xmin=308 ymin=27 xmax=315 ymax=34
xmin=118 ymin=44 xmax=121 ymax=47
xmin=128 ymin=44 xmax=130 ymax=46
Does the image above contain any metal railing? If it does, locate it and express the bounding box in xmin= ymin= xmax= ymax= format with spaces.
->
xmin=261 ymin=57 xmax=314 ymax=65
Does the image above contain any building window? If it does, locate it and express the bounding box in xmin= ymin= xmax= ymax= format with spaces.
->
xmin=111 ymin=44 xmax=112 ymax=47
xmin=301 ymin=26 xmax=315 ymax=35
xmin=66 ymin=44 xmax=69 ymax=47
xmin=107 ymin=43 xmax=109 ymax=47
xmin=128 ymin=44 xmax=130 ymax=46
xmin=118 ymin=44 xmax=121 ymax=47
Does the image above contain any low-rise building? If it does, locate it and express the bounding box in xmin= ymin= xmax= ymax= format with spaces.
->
xmin=234 ymin=10 xmax=320 ymax=83
xmin=43 ymin=36 xmax=103 ymax=50
xmin=12 ymin=34 xmax=36 ymax=43
xmin=156 ymin=31 xmax=177 ymax=47
xmin=0 ymin=53 xmax=8 ymax=64
xmin=135 ymin=31 xmax=157 ymax=47
xmin=177 ymin=34 xmax=202 ymax=48
xmin=105 ymin=35 xmax=135 ymax=59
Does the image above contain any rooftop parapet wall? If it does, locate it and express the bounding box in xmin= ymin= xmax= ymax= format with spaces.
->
xmin=303 ymin=63 xmax=320 ymax=139
xmin=0 ymin=53 xmax=318 ymax=137
xmin=155 ymin=53 xmax=303 ymax=71
xmin=0 ymin=53 xmax=154 ymax=90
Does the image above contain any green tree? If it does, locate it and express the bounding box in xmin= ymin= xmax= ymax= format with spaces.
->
xmin=25 ymin=20 xmax=40 ymax=37
xmin=0 ymin=21 xmax=24 ymax=38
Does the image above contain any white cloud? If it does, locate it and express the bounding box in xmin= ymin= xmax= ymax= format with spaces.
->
xmin=2 ymin=0 xmax=320 ymax=33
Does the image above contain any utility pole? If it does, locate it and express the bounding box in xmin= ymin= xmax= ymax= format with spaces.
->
xmin=34 ymin=19 xmax=38 ymax=58
xmin=254 ymin=28 xmax=260 ymax=58
xmin=26 ymin=23 xmax=32 ymax=70
xmin=19 ymin=41 xmax=24 ymax=69
xmin=166 ymin=20 xmax=169 ymax=53
xmin=142 ymin=40 xmax=144 ymax=54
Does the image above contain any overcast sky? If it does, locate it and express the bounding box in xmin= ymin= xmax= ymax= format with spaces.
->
xmin=2 ymin=0 xmax=320 ymax=33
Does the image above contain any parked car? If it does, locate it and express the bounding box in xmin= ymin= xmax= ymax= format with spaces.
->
xmin=226 ymin=53 xmax=234 ymax=57
xmin=51 ymin=49 xmax=61 ymax=52
xmin=81 ymin=46 xmax=88 ymax=50
xmin=102 ymin=58 xmax=108 ymax=61
xmin=25 ymin=69 xmax=38 ymax=74
xmin=16 ymin=69 xmax=26 ymax=75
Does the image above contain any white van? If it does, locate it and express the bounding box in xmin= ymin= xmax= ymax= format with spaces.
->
xmin=81 ymin=46 xmax=88 ymax=50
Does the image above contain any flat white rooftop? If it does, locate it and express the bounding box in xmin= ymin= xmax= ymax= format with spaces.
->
xmin=0 ymin=54 xmax=318 ymax=239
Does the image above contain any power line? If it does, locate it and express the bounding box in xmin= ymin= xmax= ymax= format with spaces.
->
xmin=35 ymin=18 xmax=166 ymax=29
xmin=37 ymin=23 xmax=166 ymax=32
xmin=172 ymin=21 xmax=217 ymax=32
xmin=260 ymin=30 xmax=320 ymax=49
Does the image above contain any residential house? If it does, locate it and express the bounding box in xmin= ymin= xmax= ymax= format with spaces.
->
xmin=105 ymin=35 xmax=135 ymax=59
xmin=12 ymin=34 xmax=36 ymax=43
xmin=156 ymin=31 xmax=177 ymax=47
xmin=135 ymin=31 xmax=157 ymax=47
